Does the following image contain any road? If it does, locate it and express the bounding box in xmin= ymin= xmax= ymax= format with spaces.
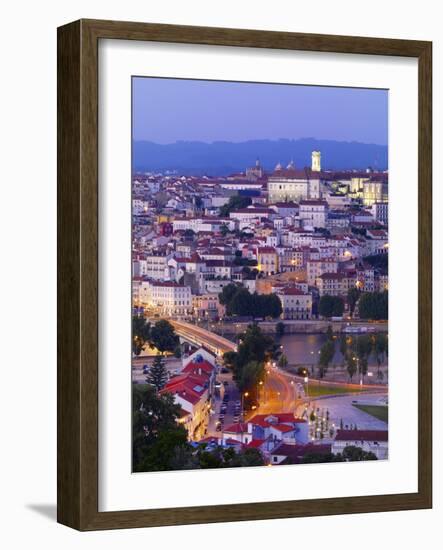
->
xmin=257 ymin=366 xmax=300 ymax=415
xmin=250 ymin=365 xmax=387 ymax=418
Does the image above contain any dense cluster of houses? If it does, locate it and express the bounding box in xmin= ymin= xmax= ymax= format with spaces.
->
xmin=132 ymin=151 xmax=388 ymax=321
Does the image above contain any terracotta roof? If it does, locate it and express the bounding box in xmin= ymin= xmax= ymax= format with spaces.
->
xmin=257 ymin=246 xmax=277 ymax=254
xmin=182 ymin=360 xmax=215 ymax=375
xmin=246 ymin=439 xmax=266 ymax=448
xmin=272 ymin=424 xmax=296 ymax=433
xmin=279 ymin=287 xmax=309 ymax=296
xmin=270 ymin=168 xmax=312 ymax=179
xmin=223 ymin=422 xmax=248 ymax=434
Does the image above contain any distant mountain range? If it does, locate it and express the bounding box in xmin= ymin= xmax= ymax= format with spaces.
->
xmin=132 ymin=138 xmax=388 ymax=176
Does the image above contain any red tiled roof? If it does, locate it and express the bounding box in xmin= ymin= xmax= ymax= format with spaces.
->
xmin=279 ymin=288 xmax=309 ymax=296
xmin=272 ymin=424 xmax=296 ymax=433
xmin=257 ymin=246 xmax=277 ymax=254
xmin=246 ymin=439 xmax=266 ymax=448
xmin=223 ymin=423 xmax=248 ymax=433
xmin=270 ymin=168 xmax=312 ymax=179
xmin=182 ymin=360 xmax=215 ymax=375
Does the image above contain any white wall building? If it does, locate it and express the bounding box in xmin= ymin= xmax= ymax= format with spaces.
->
xmin=299 ymin=200 xmax=328 ymax=229
xmin=332 ymin=429 xmax=388 ymax=460
xmin=277 ymin=288 xmax=312 ymax=320
xmin=138 ymin=280 xmax=192 ymax=316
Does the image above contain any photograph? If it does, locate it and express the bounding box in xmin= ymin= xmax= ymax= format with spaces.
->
xmin=131 ymin=77 xmax=389 ymax=472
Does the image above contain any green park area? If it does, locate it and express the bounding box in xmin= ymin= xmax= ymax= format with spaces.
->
xmin=305 ymin=383 xmax=368 ymax=398
xmin=353 ymin=403 xmax=388 ymax=423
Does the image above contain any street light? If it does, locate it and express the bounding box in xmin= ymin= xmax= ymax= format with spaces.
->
xmin=304 ymin=375 xmax=309 ymax=398
xmin=258 ymin=380 xmax=264 ymax=406
xmin=240 ymin=391 xmax=250 ymax=442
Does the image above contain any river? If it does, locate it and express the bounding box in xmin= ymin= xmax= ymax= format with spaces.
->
xmin=279 ymin=333 xmax=380 ymax=367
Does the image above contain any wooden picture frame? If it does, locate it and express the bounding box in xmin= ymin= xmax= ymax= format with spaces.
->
xmin=57 ymin=19 xmax=432 ymax=530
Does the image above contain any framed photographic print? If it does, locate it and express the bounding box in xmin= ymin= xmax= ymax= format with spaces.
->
xmin=57 ymin=19 xmax=432 ymax=530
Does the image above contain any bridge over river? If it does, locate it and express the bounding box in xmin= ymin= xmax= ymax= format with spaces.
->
xmin=168 ymin=319 xmax=237 ymax=357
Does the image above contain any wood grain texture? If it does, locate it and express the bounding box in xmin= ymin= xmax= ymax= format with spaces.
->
xmin=57 ymin=19 xmax=432 ymax=531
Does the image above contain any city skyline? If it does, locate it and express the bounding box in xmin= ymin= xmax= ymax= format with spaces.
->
xmin=132 ymin=77 xmax=388 ymax=146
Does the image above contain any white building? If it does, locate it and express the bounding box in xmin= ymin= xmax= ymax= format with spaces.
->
xmin=371 ymin=202 xmax=389 ymax=225
xmin=277 ymin=288 xmax=312 ymax=320
xmin=307 ymin=259 xmax=339 ymax=285
xmin=332 ymin=429 xmax=388 ymax=460
xmin=138 ymin=280 xmax=192 ymax=316
xmin=172 ymin=217 xmax=235 ymax=233
xmin=299 ymin=200 xmax=328 ymax=229
xmin=132 ymin=251 xmax=172 ymax=280
xmin=267 ymin=153 xmax=322 ymax=203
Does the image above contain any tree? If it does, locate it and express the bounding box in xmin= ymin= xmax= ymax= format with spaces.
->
xmin=228 ymin=324 xmax=274 ymax=398
xmin=237 ymin=360 xmax=265 ymax=396
xmin=355 ymin=334 xmax=372 ymax=381
xmin=236 ymin=324 xmax=274 ymax=367
xmin=218 ymin=283 xmax=239 ymax=313
xmin=230 ymin=287 xmax=253 ymax=316
xmin=132 ymin=385 xmax=195 ymax=472
xmin=220 ymin=285 xmax=282 ymax=319
xmin=339 ymin=334 xmax=348 ymax=364
xmin=228 ymin=448 xmax=264 ymax=467
xmin=220 ymin=223 xmax=229 ymax=237
xmin=222 ymin=351 xmax=237 ymax=369
xmin=373 ymin=332 xmax=387 ymax=380
xmin=346 ymin=353 xmax=357 ymax=382
xmin=347 ymin=287 xmax=361 ymax=317
xmin=319 ymin=295 xmax=344 ymax=318
xmin=264 ymin=294 xmax=283 ymax=318
xmin=275 ymin=321 xmax=285 ymax=337
xmin=317 ymin=339 xmax=335 ymax=378
xmin=196 ymin=446 xmax=264 ymax=468
xmin=326 ymin=325 xmax=334 ymax=341
xmin=219 ymin=195 xmax=252 ymax=217
xmin=278 ymin=353 xmax=288 ymax=369
xmin=132 ymin=315 xmax=151 ymax=356
xmin=146 ymin=354 xmax=168 ymax=391
xmin=341 ymin=445 xmax=377 ymax=461
xmin=150 ymin=320 xmax=179 ymax=354
xmin=358 ymin=291 xmax=388 ymax=320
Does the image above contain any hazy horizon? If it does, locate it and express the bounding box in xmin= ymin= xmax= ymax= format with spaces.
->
xmin=133 ymin=136 xmax=387 ymax=147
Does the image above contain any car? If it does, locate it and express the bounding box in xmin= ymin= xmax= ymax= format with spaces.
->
xmin=142 ymin=365 xmax=149 ymax=374
xmin=221 ymin=367 xmax=229 ymax=374
xmin=216 ymin=425 xmax=222 ymax=432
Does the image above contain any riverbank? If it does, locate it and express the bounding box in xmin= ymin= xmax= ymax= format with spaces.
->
xmin=208 ymin=319 xmax=388 ymax=336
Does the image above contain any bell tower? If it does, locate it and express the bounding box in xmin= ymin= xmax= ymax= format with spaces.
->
xmin=311 ymin=151 xmax=321 ymax=172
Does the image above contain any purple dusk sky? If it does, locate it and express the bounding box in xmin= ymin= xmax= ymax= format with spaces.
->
xmin=132 ymin=77 xmax=388 ymax=146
